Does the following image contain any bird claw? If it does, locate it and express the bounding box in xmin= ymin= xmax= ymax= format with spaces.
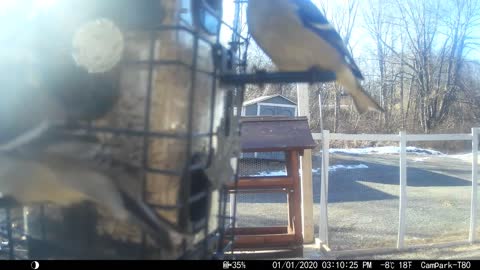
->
xmin=307 ymin=67 xmax=335 ymax=84
xmin=253 ymin=68 xmax=268 ymax=89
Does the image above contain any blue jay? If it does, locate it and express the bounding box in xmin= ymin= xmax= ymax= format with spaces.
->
xmin=247 ymin=0 xmax=384 ymax=114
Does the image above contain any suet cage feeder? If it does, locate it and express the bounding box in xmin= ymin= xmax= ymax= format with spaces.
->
xmin=0 ymin=0 xmax=340 ymax=261
xmin=0 ymin=0 xmax=241 ymax=260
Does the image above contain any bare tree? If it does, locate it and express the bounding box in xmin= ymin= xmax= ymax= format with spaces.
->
xmin=318 ymin=0 xmax=362 ymax=132
xmin=377 ymin=0 xmax=480 ymax=132
xmin=242 ymin=0 xmax=480 ymax=136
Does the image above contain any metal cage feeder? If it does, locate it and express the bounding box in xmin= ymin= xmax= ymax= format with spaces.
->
xmin=0 ymin=0 xmax=241 ymax=260
xmin=0 ymin=0 xmax=341 ymax=261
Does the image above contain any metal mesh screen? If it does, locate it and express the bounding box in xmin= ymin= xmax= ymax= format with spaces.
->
xmin=234 ymin=153 xmax=289 ymax=228
xmin=230 ymin=193 xmax=288 ymax=228
xmin=317 ymin=138 xmax=478 ymax=251
xmin=477 ymin=141 xmax=480 ymax=241
xmin=319 ymin=142 xmax=400 ymax=251
xmin=477 ymin=182 xmax=480 ymax=241
xmin=239 ymin=152 xmax=287 ymax=177
xmin=0 ymin=206 xmax=28 ymax=260
xmin=405 ymin=141 xmax=472 ymax=246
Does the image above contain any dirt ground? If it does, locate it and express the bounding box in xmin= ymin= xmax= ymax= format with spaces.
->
xmin=336 ymin=243 xmax=480 ymax=260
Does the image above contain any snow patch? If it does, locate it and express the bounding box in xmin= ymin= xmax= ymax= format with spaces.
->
xmin=329 ymin=164 xmax=369 ymax=172
xmin=249 ymin=165 xmax=370 ymax=177
xmin=250 ymin=170 xmax=287 ymax=177
xmin=412 ymin=157 xmax=429 ymax=162
xmin=329 ymin=146 xmax=444 ymax=156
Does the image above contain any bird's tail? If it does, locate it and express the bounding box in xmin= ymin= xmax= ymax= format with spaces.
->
xmin=336 ymin=67 xmax=384 ymax=114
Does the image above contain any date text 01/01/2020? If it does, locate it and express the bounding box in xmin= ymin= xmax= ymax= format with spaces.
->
xmin=271 ymin=261 xmax=473 ymax=270
xmin=270 ymin=261 xmax=377 ymax=269
xmin=271 ymin=261 xmax=374 ymax=269
xmin=272 ymin=261 xmax=320 ymax=269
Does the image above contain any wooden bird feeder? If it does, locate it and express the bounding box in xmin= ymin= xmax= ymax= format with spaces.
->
xmin=226 ymin=116 xmax=316 ymax=258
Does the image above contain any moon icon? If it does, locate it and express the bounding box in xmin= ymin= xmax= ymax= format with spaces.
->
xmin=31 ymin=261 xmax=40 ymax=270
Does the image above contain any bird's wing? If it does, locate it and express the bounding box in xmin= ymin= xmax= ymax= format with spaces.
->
xmin=5 ymin=129 xmax=182 ymax=248
xmin=43 ymin=134 xmax=183 ymax=247
xmin=0 ymin=48 xmax=67 ymax=151
xmin=0 ymin=121 xmax=51 ymax=152
xmin=291 ymin=0 xmax=364 ymax=80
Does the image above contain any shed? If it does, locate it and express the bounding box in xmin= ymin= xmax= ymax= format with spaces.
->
xmin=241 ymin=95 xmax=297 ymax=117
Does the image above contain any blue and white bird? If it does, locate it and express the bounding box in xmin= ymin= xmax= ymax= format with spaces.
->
xmin=247 ymin=0 xmax=384 ymax=114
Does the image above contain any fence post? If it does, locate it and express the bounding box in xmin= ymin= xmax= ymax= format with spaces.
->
xmin=319 ymin=130 xmax=330 ymax=246
xmin=397 ymin=131 xmax=407 ymax=249
xmin=23 ymin=207 xmax=29 ymax=237
xmin=470 ymin=128 xmax=479 ymax=243
xmin=229 ymin=193 xmax=236 ymax=228
xmin=324 ymin=131 xmax=330 ymax=194
xmin=297 ymin=83 xmax=315 ymax=244
xmin=300 ymin=150 xmax=315 ymax=244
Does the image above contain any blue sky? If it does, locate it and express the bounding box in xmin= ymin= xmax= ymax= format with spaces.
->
xmin=2 ymin=0 xmax=477 ymax=63
xmin=220 ymin=0 xmax=480 ymax=65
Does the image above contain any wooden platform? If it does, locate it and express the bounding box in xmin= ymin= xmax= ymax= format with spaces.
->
xmin=226 ymin=117 xmax=316 ymax=256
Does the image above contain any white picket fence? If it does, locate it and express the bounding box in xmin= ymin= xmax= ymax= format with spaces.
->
xmin=312 ymin=128 xmax=480 ymax=254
